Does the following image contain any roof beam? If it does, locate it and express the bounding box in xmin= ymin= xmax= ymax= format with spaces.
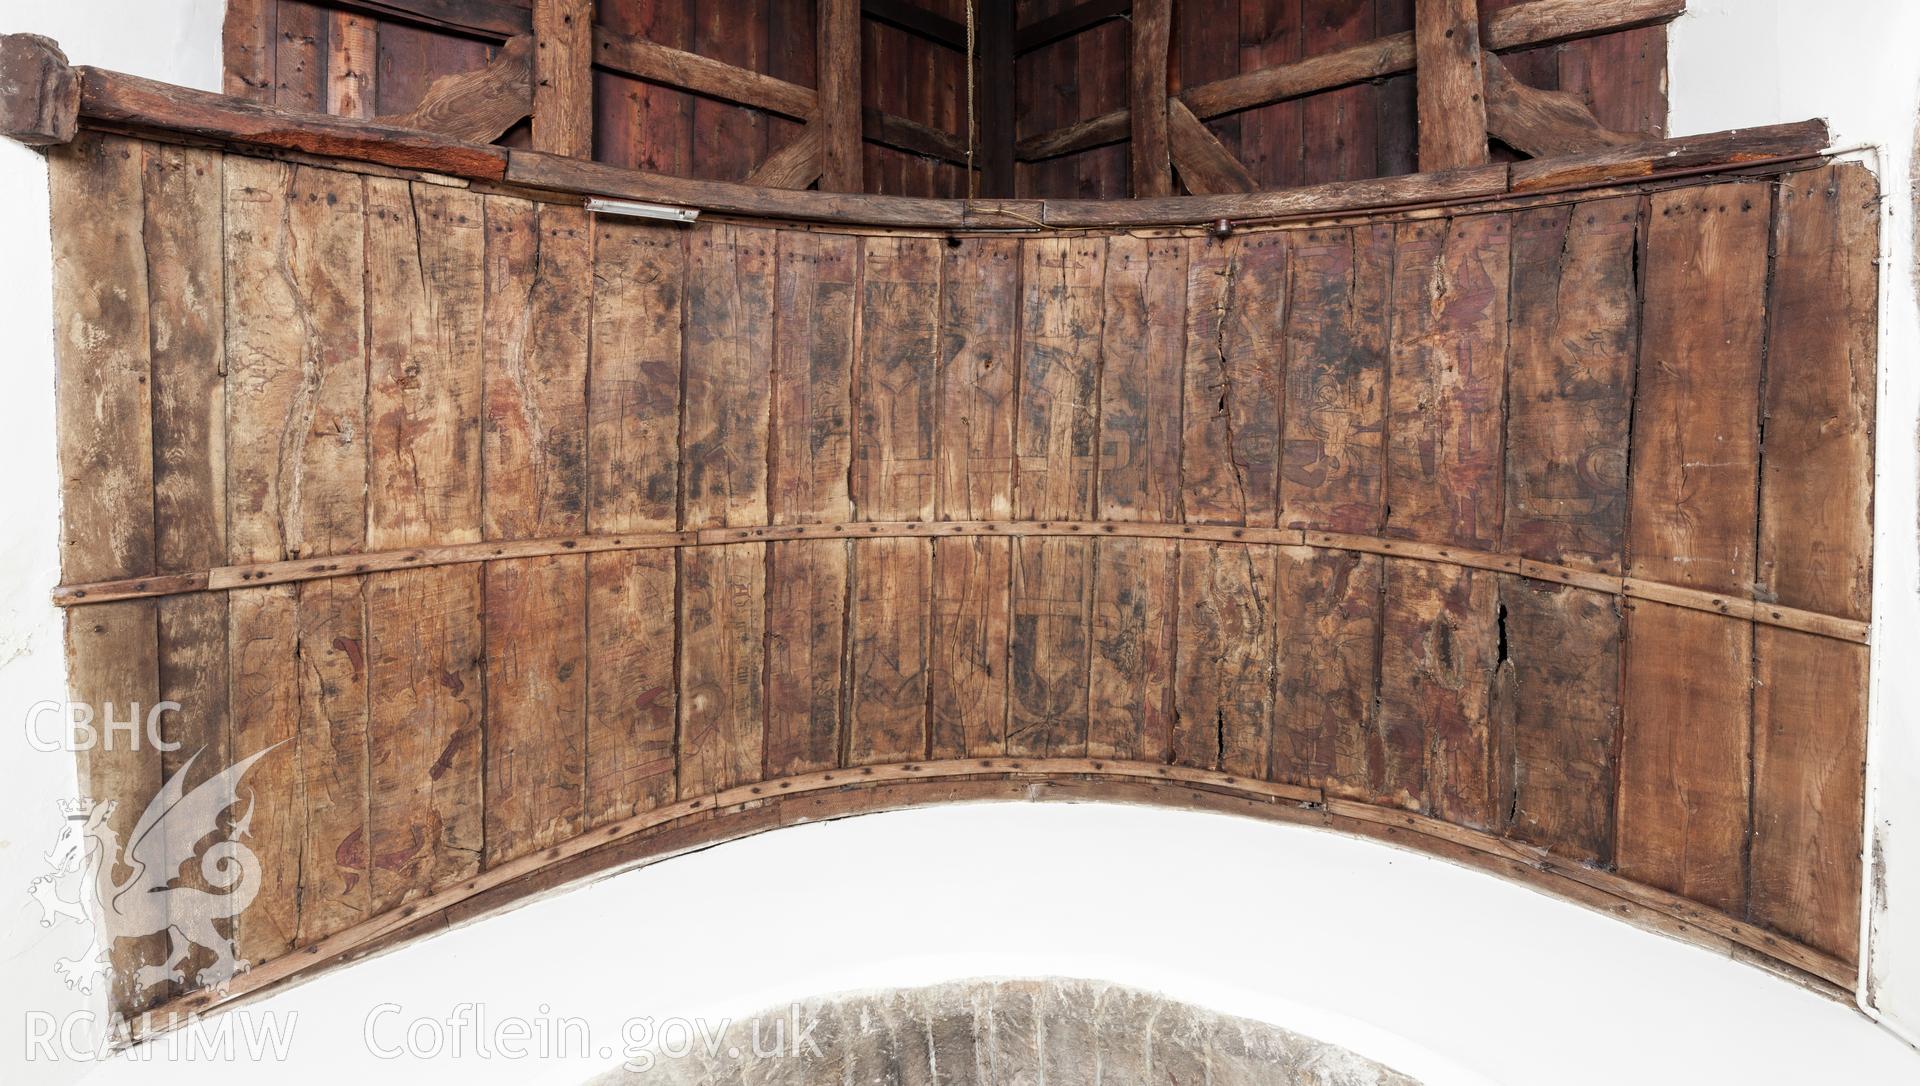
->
xmin=819 ymin=0 xmax=863 ymax=191
xmin=531 ymin=0 xmax=593 ymax=157
xmin=1015 ymin=0 xmax=1130 ymax=56
xmin=1415 ymin=0 xmax=1489 ymax=171
xmin=861 ymin=0 xmax=968 ymax=52
xmin=1129 ymin=0 xmax=1172 ymax=196
xmin=1016 ymin=0 xmax=1684 ymax=162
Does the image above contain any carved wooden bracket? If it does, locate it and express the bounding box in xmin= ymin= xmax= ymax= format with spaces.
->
xmin=374 ymin=32 xmax=533 ymax=145
xmin=1483 ymin=51 xmax=1639 ymax=157
xmin=0 ymin=34 xmax=78 ymax=146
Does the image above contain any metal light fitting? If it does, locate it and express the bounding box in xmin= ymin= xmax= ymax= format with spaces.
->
xmin=584 ymin=197 xmax=700 ymax=224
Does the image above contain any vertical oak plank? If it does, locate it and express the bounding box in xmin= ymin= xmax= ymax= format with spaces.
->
xmin=1273 ymin=547 xmax=1382 ymax=795
xmin=1377 ymin=558 xmax=1498 ymax=824
xmin=367 ymin=180 xmax=486 ymax=552
xmin=1281 ymin=224 xmax=1390 ymax=533
xmin=1173 ymin=542 xmax=1277 ymax=775
xmin=768 ymin=231 xmax=856 ymax=775
xmin=680 ymin=223 xmax=775 ymax=792
xmin=1182 ymin=232 xmax=1286 ymax=527
xmin=1090 ymin=235 xmax=1185 ymax=761
xmin=1010 ymin=237 xmax=1103 ymax=757
xmin=1500 ymin=578 xmax=1621 ymax=862
xmin=326 ymin=10 xmax=377 ymax=119
xmin=1386 ymin=214 xmax=1509 ymax=549
xmin=1750 ymin=163 xmax=1879 ymax=959
xmin=932 ymin=238 xmax=1020 ymax=757
xmin=1503 ymin=197 xmax=1638 ymax=573
xmin=50 ymin=132 xmax=162 ymax=1016
xmin=586 ymin=218 xmax=685 ymax=818
xmin=482 ymin=198 xmax=591 ymax=862
xmin=143 ymin=142 xmax=232 ymax=997
xmin=1619 ymin=182 xmax=1771 ymax=915
xmin=849 ymin=236 xmax=940 ymax=763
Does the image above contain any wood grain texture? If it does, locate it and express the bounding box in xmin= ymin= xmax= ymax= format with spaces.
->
xmin=1281 ymin=224 xmax=1390 ymax=532
xmin=1128 ymin=0 xmax=1172 ymax=196
xmin=768 ymin=232 xmax=856 ymax=774
xmin=484 ymin=554 xmax=587 ymax=864
xmin=1273 ymin=546 xmax=1381 ymax=797
xmin=1417 ymin=0 xmax=1490 ymax=170
xmin=326 ymin=11 xmax=377 ymax=119
xmin=367 ymin=566 xmax=484 ymax=911
xmin=1167 ymin=98 xmax=1256 ymax=194
xmin=367 ymin=179 xmax=485 ymax=551
xmin=931 ymin=238 xmax=1020 ymax=757
xmin=375 ymin=33 xmax=532 ymax=143
xmin=532 ymin=0 xmax=593 ymax=156
xmin=143 ymin=140 xmax=231 ymax=1001
xmin=850 ymin=236 xmax=940 ymax=762
xmin=0 ymin=32 xmax=79 ymax=144
xmin=54 ymin=134 xmax=155 ymax=584
xmin=50 ymin=132 xmax=163 ymax=1015
xmin=818 ymin=0 xmax=862 ymax=191
xmin=1748 ymin=163 xmax=1878 ymax=963
xmin=1629 ymin=183 xmax=1769 ymax=594
xmin=1386 ymin=214 xmax=1509 ymax=549
xmin=577 ymin=216 xmax=677 ymax=808
xmin=484 ymin=198 xmax=591 ymax=540
xmin=1619 ymin=601 xmax=1751 ymax=914
xmin=1377 ymin=558 xmax=1498 ymax=825
xmin=52 ymin=133 xmax=1883 ymax=1006
xmin=1173 ymin=542 xmax=1277 ymax=775
xmin=1182 ymin=233 xmax=1286 ymax=527
xmin=1499 ymin=577 xmax=1619 ymax=862
xmin=1010 ymin=238 xmax=1104 ymax=756
xmin=1503 ymin=197 xmax=1637 ymax=572
xmin=1618 ymin=194 xmax=1772 ymax=909
xmin=683 ymin=224 xmax=776 ymax=529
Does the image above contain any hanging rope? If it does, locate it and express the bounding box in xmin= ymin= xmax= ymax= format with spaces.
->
xmin=965 ymin=0 xmax=977 ymax=199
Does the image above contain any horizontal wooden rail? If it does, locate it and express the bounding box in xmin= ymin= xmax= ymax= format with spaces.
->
xmin=1015 ymin=0 xmax=1130 ymax=55
xmin=128 ymin=759 xmax=1851 ymax=1041
xmin=591 ymin=27 xmax=969 ymax=166
xmin=51 ymin=520 xmax=1869 ymax=644
xmin=327 ymin=0 xmax=529 ymax=40
xmin=2 ymin=48 xmax=1826 ymax=232
xmin=1016 ymin=0 xmax=1685 ymax=162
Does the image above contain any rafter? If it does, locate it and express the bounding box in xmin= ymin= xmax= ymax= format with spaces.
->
xmin=747 ymin=125 xmax=824 ymax=189
xmin=1016 ymin=0 xmax=1684 ymax=163
xmin=1167 ymin=99 xmax=1255 ymax=195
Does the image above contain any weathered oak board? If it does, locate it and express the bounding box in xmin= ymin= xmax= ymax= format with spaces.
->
xmin=50 ymin=135 xmax=1879 ymax=1020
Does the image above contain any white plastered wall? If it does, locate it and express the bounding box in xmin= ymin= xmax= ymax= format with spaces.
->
xmin=0 ymin=1 xmax=1918 ymax=1081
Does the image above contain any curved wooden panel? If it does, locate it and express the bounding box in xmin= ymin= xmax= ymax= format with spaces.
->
xmin=47 ymin=131 xmax=1877 ymax=1027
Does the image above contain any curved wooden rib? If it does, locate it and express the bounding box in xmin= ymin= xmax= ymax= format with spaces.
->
xmin=52 ymin=521 xmax=1871 ymax=644
xmin=130 ymin=760 xmax=1850 ymax=1041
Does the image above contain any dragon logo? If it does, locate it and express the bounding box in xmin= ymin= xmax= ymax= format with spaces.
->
xmin=30 ymin=745 xmax=279 ymax=996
